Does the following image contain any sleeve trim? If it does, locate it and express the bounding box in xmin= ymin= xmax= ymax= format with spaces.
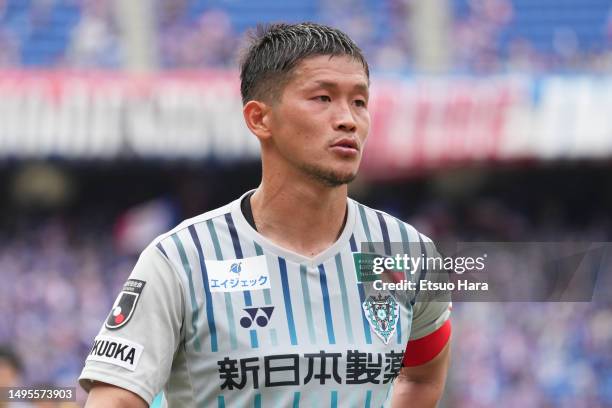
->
xmin=79 ymin=367 xmax=156 ymax=405
xmin=402 ymin=319 xmax=451 ymax=367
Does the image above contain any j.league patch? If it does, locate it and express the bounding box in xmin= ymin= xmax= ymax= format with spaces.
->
xmin=105 ymin=279 xmax=146 ymax=330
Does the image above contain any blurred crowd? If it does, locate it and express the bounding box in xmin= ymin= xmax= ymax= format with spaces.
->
xmin=0 ymin=0 xmax=611 ymax=72
xmin=0 ymin=189 xmax=610 ymax=407
xmin=451 ymin=0 xmax=612 ymax=73
xmin=0 ymin=0 xmax=119 ymax=68
xmin=448 ymin=302 xmax=612 ymax=408
xmin=0 ymin=217 xmax=132 ymax=387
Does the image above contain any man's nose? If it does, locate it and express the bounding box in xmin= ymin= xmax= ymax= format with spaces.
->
xmin=332 ymin=102 xmax=357 ymax=132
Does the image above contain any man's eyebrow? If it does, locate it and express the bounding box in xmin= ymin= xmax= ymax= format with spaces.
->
xmin=309 ymin=80 xmax=369 ymax=94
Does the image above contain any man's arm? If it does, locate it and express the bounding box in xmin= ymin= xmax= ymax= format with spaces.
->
xmin=391 ymin=342 xmax=450 ymax=408
xmin=79 ymin=244 xmax=184 ymax=407
xmin=84 ymin=382 xmax=148 ymax=408
xmin=391 ymin=342 xmax=451 ymax=408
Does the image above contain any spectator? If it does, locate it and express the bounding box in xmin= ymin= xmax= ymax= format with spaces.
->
xmin=0 ymin=345 xmax=24 ymax=408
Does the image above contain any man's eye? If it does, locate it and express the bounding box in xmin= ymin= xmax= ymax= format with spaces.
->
xmin=354 ymin=99 xmax=367 ymax=107
xmin=314 ymin=95 xmax=331 ymax=102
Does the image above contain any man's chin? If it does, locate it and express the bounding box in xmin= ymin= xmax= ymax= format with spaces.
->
xmin=301 ymin=164 xmax=358 ymax=187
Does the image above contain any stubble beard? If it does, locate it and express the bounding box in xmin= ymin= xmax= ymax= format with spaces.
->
xmin=299 ymin=162 xmax=358 ymax=187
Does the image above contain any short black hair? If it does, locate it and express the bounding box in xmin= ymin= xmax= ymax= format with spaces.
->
xmin=239 ymin=22 xmax=369 ymax=105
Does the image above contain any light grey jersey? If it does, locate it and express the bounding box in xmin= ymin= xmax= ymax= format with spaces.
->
xmin=79 ymin=191 xmax=451 ymax=407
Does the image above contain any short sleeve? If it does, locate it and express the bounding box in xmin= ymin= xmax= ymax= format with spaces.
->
xmin=409 ymin=298 xmax=451 ymax=340
xmin=79 ymin=243 xmax=184 ymax=405
xmin=409 ymin=235 xmax=452 ymax=341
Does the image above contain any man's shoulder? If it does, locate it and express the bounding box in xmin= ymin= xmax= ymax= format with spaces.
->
xmin=149 ymin=199 xmax=237 ymax=253
xmin=349 ymin=197 xmax=434 ymax=244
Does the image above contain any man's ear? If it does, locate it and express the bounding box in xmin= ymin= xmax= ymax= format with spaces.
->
xmin=243 ymin=100 xmax=273 ymax=141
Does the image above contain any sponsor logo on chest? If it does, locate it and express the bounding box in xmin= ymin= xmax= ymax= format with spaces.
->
xmin=205 ymin=255 xmax=271 ymax=293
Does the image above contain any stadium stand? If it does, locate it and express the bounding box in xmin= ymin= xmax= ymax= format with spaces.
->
xmin=452 ymin=0 xmax=612 ymax=72
xmin=0 ymin=0 xmax=119 ymax=68
xmin=0 ymin=0 xmax=610 ymax=70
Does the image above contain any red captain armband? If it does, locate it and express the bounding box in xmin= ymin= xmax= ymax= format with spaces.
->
xmin=402 ymin=319 xmax=451 ymax=367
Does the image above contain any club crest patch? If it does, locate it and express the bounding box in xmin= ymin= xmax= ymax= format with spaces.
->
xmin=362 ymin=294 xmax=399 ymax=344
xmin=105 ymin=279 xmax=146 ymax=330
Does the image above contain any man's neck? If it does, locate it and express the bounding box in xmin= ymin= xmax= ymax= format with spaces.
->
xmin=250 ymin=181 xmax=348 ymax=258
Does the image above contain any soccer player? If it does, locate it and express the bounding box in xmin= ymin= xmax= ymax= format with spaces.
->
xmin=79 ymin=23 xmax=451 ymax=407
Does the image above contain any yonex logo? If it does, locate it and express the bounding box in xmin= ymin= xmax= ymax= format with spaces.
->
xmin=230 ymin=262 xmax=242 ymax=274
xmin=239 ymin=306 xmax=274 ymax=328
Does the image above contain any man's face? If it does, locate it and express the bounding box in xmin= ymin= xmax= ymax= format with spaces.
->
xmin=267 ymin=55 xmax=370 ymax=187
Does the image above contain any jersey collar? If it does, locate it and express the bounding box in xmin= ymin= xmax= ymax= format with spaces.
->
xmin=231 ymin=189 xmax=357 ymax=267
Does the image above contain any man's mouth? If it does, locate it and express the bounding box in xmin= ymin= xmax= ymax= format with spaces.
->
xmin=331 ymin=138 xmax=359 ymax=151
